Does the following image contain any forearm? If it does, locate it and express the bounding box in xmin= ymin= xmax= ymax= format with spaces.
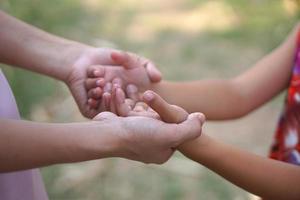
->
xmin=152 ymin=24 xmax=298 ymax=120
xmin=0 ymin=119 xmax=117 ymax=172
xmin=152 ymin=80 xmax=247 ymax=120
xmin=179 ymin=135 xmax=300 ymax=200
xmin=0 ymin=11 xmax=91 ymax=81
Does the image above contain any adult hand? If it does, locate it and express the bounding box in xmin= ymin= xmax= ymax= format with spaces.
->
xmin=109 ymin=83 xmax=191 ymax=123
xmin=66 ymin=48 xmax=161 ymax=118
xmin=0 ymin=12 xmax=162 ymax=118
xmin=93 ymin=111 xmax=203 ymax=164
xmin=84 ymin=51 xmax=162 ymax=111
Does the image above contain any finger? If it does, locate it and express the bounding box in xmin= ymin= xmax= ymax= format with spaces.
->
xmin=111 ymin=51 xmax=146 ymax=70
xmin=142 ymin=90 xmax=188 ymax=123
xmin=172 ymin=113 xmax=205 ymax=146
xmin=97 ymin=94 xmax=107 ymax=112
xmin=83 ymin=106 xmax=98 ymax=118
xmin=115 ymin=87 xmax=132 ymax=116
xmin=85 ymin=78 xmax=105 ymax=90
xmin=87 ymin=87 xmax=103 ymax=99
xmin=87 ymin=65 xmax=105 ymax=78
xmin=88 ymin=98 xmax=100 ymax=109
xmin=111 ymin=51 xmax=134 ymax=69
xmin=126 ymin=110 xmax=159 ymax=118
xmin=133 ymin=102 xmax=148 ymax=112
xmin=145 ymin=61 xmax=162 ymax=83
xmin=126 ymin=84 xmax=140 ymax=102
xmin=109 ymin=84 xmax=119 ymax=114
xmin=112 ymin=77 xmax=123 ymax=89
xmin=103 ymin=92 xmax=111 ymax=111
xmin=103 ymin=82 xmax=112 ymax=93
xmin=93 ymin=111 xmax=117 ymax=120
xmin=147 ymin=108 xmax=161 ymax=120
xmin=125 ymin=98 xmax=135 ymax=109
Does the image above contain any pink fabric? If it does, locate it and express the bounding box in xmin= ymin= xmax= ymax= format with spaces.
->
xmin=0 ymin=69 xmax=48 ymax=200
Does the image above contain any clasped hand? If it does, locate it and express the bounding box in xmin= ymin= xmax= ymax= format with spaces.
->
xmin=76 ymin=50 xmax=205 ymax=164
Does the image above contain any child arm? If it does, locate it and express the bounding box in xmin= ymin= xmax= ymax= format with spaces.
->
xmin=180 ymin=135 xmax=300 ymax=200
xmin=144 ymin=91 xmax=300 ymax=200
xmin=152 ymin=24 xmax=299 ymax=120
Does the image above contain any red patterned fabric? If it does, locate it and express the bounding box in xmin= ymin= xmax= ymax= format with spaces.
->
xmin=269 ymin=31 xmax=300 ymax=165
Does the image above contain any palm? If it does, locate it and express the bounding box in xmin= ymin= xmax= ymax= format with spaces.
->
xmin=103 ymin=65 xmax=151 ymax=91
xmin=67 ymin=60 xmax=98 ymax=118
xmin=67 ymin=48 xmax=123 ymax=118
xmin=94 ymin=112 xmax=174 ymax=164
xmin=66 ymin=48 xmax=161 ymax=118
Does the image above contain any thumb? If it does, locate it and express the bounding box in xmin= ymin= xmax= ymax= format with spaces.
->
xmin=142 ymin=90 xmax=188 ymax=123
xmin=111 ymin=51 xmax=136 ymax=70
xmin=145 ymin=62 xmax=162 ymax=83
xmin=173 ymin=113 xmax=205 ymax=146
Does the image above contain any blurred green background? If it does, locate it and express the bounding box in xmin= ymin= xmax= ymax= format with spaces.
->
xmin=0 ymin=0 xmax=299 ymax=199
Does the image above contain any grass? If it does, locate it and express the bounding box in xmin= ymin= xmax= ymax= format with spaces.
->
xmin=0 ymin=0 xmax=299 ymax=199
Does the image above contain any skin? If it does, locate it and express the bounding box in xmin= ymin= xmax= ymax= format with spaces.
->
xmin=0 ymin=11 xmax=161 ymax=118
xmin=88 ymin=22 xmax=300 ymax=199
xmin=86 ymin=23 xmax=299 ymax=120
xmin=0 ymin=11 xmax=204 ymax=171
xmin=77 ymin=51 xmax=162 ymax=114
xmin=3 ymin=9 xmax=299 ymax=199
xmin=113 ymin=89 xmax=300 ymax=200
xmin=85 ymin=24 xmax=300 ymax=198
xmin=0 ymin=112 xmax=203 ymax=172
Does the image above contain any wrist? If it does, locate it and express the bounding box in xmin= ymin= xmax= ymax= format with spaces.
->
xmin=59 ymin=41 xmax=93 ymax=82
xmin=0 ymin=12 xmax=93 ymax=82
xmin=178 ymin=134 xmax=212 ymax=161
xmin=78 ymin=119 xmax=128 ymax=160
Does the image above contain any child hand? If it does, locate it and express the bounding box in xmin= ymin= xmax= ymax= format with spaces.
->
xmin=109 ymin=85 xmax=205 ymax=148
xmin=92 ymin=109 xmax=203 ymax=164
xmin=111 ymin=85 xmax=203 ymax=124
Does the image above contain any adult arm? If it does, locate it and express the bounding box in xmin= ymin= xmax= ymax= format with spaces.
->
xmin=0 ymin=11 xmax=161 ymax=118
xmin=0 ymin=111 xmax=202 ymax=172
xmin=0 ymin=118 xmax=118 ymax=172
xmin=0 ymin=10 xmax=88 ymax=81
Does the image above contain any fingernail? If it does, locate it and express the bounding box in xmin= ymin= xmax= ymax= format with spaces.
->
xmin=197 ymin=113 xmax=206 ymax=123
xmin=143 ymin=91 xmax=154 ymax=101
xmin=96 ymin=79 xmax=102 ymax=87
xmin=113 ymin=83 xmax=120 ymax=89
xmin=94 ymin=70 xmax=101 ymax=76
